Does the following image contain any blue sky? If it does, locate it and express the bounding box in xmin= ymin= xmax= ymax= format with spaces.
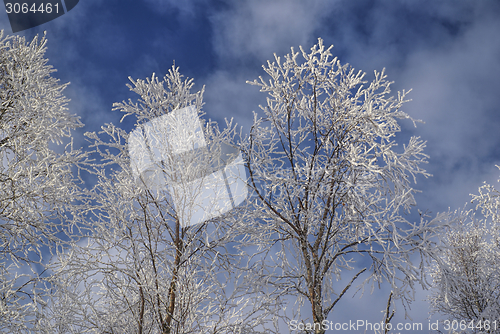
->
xmin=2 ymin=0 xmax=500 ymax=332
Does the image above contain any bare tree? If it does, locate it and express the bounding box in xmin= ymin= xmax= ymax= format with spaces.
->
xmin=40 ymin=67 xmax=280 ymax=333
xmin=240 ymin=38 xmax=443 ymax=333
xmin=0 ymin=31 xmax=88 ymax=332
xmin=430 ymin=166 xmax=500 ymax=334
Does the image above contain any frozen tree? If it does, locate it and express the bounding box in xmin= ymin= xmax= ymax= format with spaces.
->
xmin=240 ymin=38 xmax=443 ymax=333
xmin=430 ymin=166 xmax=500 ymax=334
xmin=0 ymin=31 xmax=87 ymax=331
xmin=40 ymin=67 xmax=280 ymax=333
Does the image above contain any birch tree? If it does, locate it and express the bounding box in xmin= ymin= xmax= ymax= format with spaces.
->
xmin=241 ymin=38 xmax=443 ymax=333
xmin=430 ymin=166 xmax=500 ymax=333
xmin=0 ymin=30 xmax=88 ymax=332
xmin=40 ymin=67 xmax=279 ymax=333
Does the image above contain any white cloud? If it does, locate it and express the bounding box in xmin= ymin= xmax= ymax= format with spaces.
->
xmin=395 ymin=12 xmax=500 ymax=211
xmin=210 ymin=0 xmax=336 ymax=64
xmin=144 ymin=0 xmax=208 ymax=17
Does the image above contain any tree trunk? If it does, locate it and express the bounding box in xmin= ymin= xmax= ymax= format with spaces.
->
xmin=164 ymin=217 xmax=183 ymax=334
